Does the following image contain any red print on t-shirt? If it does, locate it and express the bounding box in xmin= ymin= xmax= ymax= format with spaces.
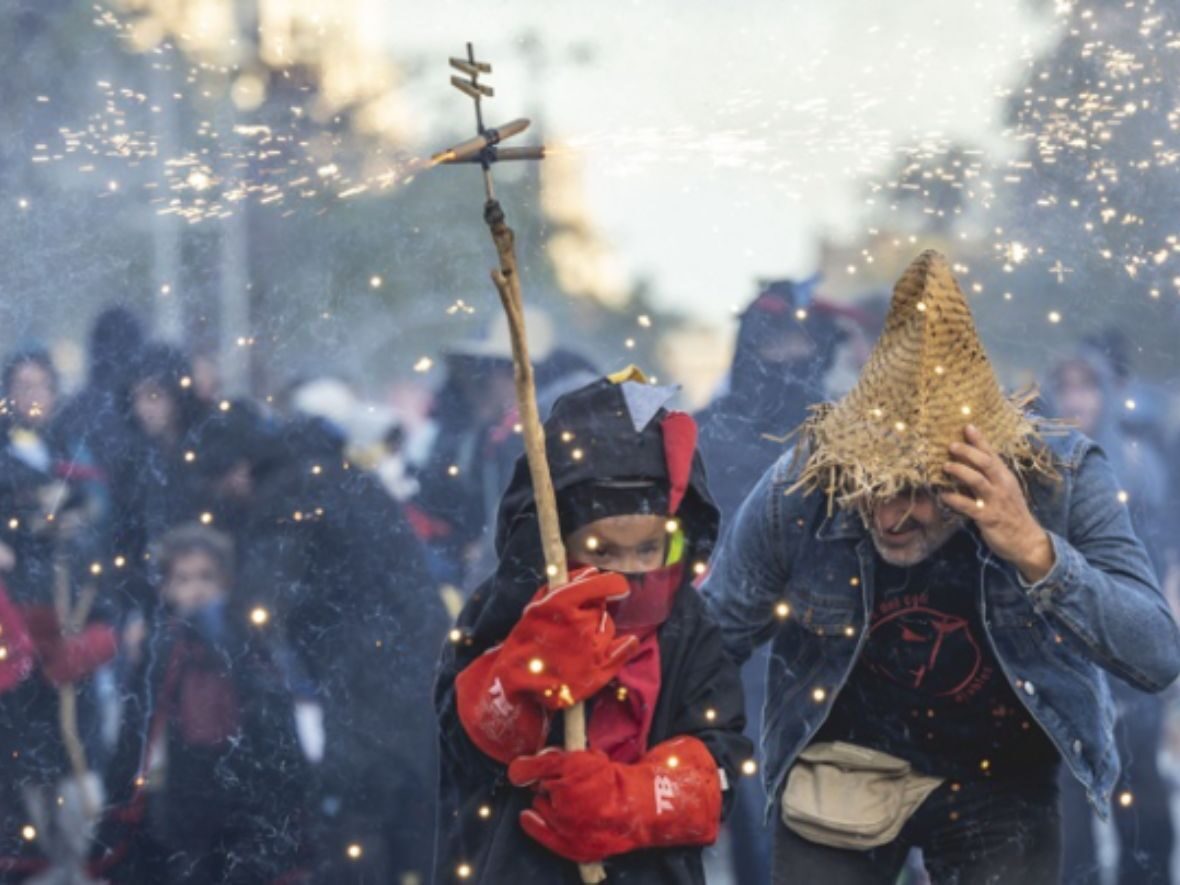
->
xmin=865 ymin=591 xmax=993 ymax=701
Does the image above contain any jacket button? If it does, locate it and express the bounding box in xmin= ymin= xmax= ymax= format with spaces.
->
xmin=1022 ymin=681 xmax=1036 ymax=696
xmin=1073 ymin=740 xmax=1083 ymax=755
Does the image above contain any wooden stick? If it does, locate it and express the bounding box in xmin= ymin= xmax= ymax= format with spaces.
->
xmin=52 ymin=561 xmax=99 ymax=820
xmin=485 ymin=199 xmax=607 ymax=884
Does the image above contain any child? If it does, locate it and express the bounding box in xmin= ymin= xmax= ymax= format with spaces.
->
xmin=98 ymin=524 xmax=306 ymax=884
xmin=436 ymin=371 xmax=751 ymax=882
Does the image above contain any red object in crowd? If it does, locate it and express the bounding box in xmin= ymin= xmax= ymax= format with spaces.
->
xmin=21 ymin=605 xmax=117 ymax=687
xmin=0 ymin=582 xmax=35 ymax=693
xmin=403 ymin=502 xmax=454 ymax=542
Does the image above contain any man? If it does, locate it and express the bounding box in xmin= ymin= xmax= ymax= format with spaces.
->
xmin=703 ymin=250 xmax=1180 ymax=884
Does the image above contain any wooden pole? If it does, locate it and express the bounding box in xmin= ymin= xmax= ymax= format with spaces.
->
xmin=484 ymin=199 xmax=607 ymax=884
xmin=52 ymin=560 xmax=99 ymax=821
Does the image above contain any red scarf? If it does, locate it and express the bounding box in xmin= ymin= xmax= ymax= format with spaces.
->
xmin=587 ymin=562 xmax=684 ymax=763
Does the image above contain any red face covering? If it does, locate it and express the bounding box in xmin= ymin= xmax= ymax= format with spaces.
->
xmin=587 ymin=561 xmax=684 ymax=763
xmin=585 ymin=409 xmax=700 ymax=762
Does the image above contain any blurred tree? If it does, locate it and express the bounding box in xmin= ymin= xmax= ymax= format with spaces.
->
xmin=0 ymin=1 xmax=677 ymax=398
xmin=0 ymin=1 xmax=158 ymax=368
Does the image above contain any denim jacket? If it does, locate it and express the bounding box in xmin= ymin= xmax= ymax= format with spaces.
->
xmin=702 ymin=430 xmax=1180 ymax=821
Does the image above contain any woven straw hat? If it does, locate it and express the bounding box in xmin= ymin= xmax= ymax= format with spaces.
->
xmin=792 ymin=250 xmax=1054 ymax=513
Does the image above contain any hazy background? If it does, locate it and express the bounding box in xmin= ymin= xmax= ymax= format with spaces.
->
xmin=3 ymin=0 xmax=1178 ymax=408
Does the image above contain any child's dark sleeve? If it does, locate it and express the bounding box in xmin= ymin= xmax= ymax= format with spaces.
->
xmin=435 ymin=605 xmax=509 ymax=791
xmin=435 ymin=549 xmax=545 ymax=792
xmin=665 ymin=593 xmax=753 ymax=820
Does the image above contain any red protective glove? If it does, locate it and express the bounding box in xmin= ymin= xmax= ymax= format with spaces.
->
xmin=22 ymin=605 xmax=117 ymax=687
xmin=508 ymin=736 xmax=722 ymax=863
xmin=455 ymin=567 xmax=639 ymax=763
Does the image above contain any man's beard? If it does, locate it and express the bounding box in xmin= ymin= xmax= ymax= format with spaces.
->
xmin=870 ymin=516 xmax=964 ymax=567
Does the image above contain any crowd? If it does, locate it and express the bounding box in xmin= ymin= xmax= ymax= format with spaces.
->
xmin=0 ymin=308 xmax=446 ymax=884
xmin=0 ymin=268 xmax=1176 ymax=884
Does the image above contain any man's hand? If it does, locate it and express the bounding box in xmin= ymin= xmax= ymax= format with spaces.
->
xmin=941 ymin=425 xmax=1055 ymax=584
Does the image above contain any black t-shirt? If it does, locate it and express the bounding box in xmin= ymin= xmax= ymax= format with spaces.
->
xmin=815 ymin=531 xmax=1059 ymax=782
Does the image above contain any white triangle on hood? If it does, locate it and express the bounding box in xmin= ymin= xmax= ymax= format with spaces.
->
xmin=619 ymin=380 xmax=679 ymax=433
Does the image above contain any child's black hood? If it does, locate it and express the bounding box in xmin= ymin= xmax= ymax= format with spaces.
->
xmin=494 ymin=374 xmax=719 ymax=559
xmin=454 ymin=374 xmax=719 ymax=658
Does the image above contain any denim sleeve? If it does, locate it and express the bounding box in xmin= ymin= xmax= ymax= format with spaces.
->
xmin=1027 ymin=445 xmax=1180 ymax=692
xmin=701 ymin=456 xmax=793 ymax=667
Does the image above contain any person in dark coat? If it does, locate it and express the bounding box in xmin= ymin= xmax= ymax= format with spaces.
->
xmin=96 ymin=523 xmax=307 ymax=884
xmin=0 ymin=347 xmax=117 ymax=883
xmin=188 ymin=400 xmax=276 ymax=539
xmin=53 ymin=306 xmax=145 ymax=481
xmin=53 ymin=309 xmax=146 ymax=612
xmin=126 ymin=344 xmax=210 ymax=537
xmin=234 ymin=412 xmax=447 ymax=883
xmin=1047 ymin=341 xmax=1175 ymax=885
xmin=109 ymin=343 xmax=212 ymax=620
xmin=0 ymin=347 xmax=108 ymax=608
xmin=411 ymin=351 xmax=521 ymax=590
xmin=695 ymin=279 xmax=846 ymax=885
xmin=436 ymin=371 xmax=751 ymax=883
xmin=696 ymin=278 xmax=846 ymax=523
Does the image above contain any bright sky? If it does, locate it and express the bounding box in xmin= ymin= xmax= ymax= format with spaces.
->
xmin=390 ymin=0 xmax=1056 ymax=321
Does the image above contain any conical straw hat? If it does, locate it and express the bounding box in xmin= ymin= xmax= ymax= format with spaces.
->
xmin=792 ymin=250 xmax=1054 ymax=513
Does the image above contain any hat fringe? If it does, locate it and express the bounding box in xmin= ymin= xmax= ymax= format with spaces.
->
xmin=788 ymin=386 xmax=1066 ymax=517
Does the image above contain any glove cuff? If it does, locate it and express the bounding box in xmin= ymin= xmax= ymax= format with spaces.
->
xmin=638 ymin=736 xmax=723 ymax=848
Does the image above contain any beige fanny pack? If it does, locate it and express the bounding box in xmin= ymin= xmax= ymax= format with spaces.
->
xmin=782 ymin=741 xmax=944 ymax=850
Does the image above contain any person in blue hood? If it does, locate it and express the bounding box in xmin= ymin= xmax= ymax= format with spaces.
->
xmin=1048 ymin=337 xmax=1175 ymax=885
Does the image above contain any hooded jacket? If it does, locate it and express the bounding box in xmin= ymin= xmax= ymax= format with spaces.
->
xmin=696 ymin=280 xmax=845 ymax=525
xmin=1046 ymin=342 xmax=1170 ymax=570
xmin=435 ymin=377 xmax=750 ymax=884
xmin=239 ymin=415 xmax=447 ymax=881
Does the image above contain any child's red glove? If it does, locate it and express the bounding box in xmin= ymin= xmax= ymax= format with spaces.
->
xmin=507 ymin=736 xmax=722 ymax=863
xmin=455 ymin=567 xmax=639 ymax=763
xmin=22 ymin=605 xmax=117 ymax=686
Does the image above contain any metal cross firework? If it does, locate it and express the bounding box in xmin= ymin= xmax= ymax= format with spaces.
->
xmin=430 ymin=42 xmax=545 ymax=198
xmin=432 ymin=45 xmax=607 ymax=884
